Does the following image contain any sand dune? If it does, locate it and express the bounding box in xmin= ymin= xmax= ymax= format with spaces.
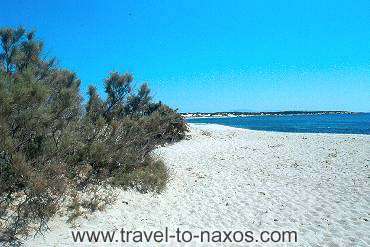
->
xmin=25 ymin=124 xmax=370 ymax=246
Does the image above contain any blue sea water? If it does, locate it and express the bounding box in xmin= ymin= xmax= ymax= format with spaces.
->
xmin=187 ymin=113 xmax=370 ymax=135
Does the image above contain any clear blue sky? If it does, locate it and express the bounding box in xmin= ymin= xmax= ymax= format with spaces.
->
xmin=1 ymin=0 xmax=369 ymax=112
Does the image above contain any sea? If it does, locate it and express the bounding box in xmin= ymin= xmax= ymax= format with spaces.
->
xmin=186 ymin=113 xmax=370 ymax=135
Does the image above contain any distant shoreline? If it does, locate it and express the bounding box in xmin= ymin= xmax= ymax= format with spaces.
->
xmin=182 ymin=111 xmax=356 ymax=119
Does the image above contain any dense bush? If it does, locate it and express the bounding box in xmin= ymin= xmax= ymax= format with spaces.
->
xmin=0 ymin=27 xmax=187 ymax=245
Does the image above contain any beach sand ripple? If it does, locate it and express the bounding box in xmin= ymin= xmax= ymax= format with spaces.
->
xmin=25 ymin=124 xmax=370 ymax=246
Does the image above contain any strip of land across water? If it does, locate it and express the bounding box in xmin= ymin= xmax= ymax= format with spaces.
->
xmin=182 ymin=111 xmax=354 ymax=118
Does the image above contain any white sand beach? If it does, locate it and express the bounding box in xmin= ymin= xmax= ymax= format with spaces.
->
xmin=25 ymin=124 xmax=370 ymax=246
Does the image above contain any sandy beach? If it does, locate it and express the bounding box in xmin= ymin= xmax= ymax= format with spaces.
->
xmin=25 ymin=124 xmax=370 ymax=246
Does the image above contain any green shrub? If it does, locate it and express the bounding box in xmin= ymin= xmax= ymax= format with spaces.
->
xmin=0 ymin=27 xmax=187 ymax=245
xmin=111 ymin=157 xmax=169 ymax=193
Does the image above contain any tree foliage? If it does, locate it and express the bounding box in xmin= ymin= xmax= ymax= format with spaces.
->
xmin=0 ymin=27 xmax=187 ymax=245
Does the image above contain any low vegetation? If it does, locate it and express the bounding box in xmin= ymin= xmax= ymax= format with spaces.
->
xmin=0 ymin=27 xmax=187 ymax=245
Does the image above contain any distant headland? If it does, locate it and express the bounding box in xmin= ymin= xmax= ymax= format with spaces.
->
xmin=181 ymin=111 xmax=354 ymax=119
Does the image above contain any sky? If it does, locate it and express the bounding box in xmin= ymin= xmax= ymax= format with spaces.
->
xmin=1 ymin=0 xmax=369 ymax=112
